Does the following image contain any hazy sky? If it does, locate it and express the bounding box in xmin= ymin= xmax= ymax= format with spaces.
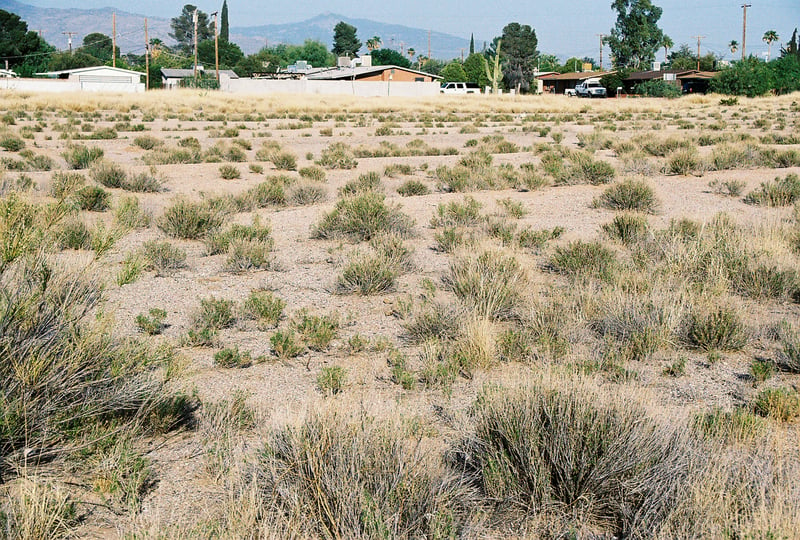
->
xmin=22 ymin=0 xmax=800 ymax=60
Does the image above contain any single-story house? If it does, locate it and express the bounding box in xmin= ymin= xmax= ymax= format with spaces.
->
xmin=160 ymin=68 xmax=240 ymax=89
xmin=623 ymin=69 xmax=715 ymax=94
xmin=537 ymin=71 xmax=616 ymax=95
xmin=35 ymin=66 xmax=145 ymax=92
xmin=305 ymin=65 xmax=440 ymax=83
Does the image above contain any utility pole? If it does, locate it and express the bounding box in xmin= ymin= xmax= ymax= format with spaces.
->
xmin=461 ymin=48 xmax=464 ymax=62
xmin=596 ymin=33 xmax=606 ymax=70
xmin=693 ymin=35 xmax=706 ymax=70
xmin=144 ymin=18 xmax=149 ymax=90
xmin=62 ymin=31 xmax=77 ymax=54
xmin=741 ymin=4 xmax=751 ymax=60
xmin=211 ymin=11 xmax=219 ymax=85
xmin=427 ymin=30 xmax=431 ymax=61
xmin=112 ymin=12 xmax=116 ymax=67
xmin=193 ymin=8 xmax=199 ymax=80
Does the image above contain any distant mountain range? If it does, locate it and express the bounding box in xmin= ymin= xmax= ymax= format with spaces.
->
xmin=0 ymin=0 xmax=473 ymax=60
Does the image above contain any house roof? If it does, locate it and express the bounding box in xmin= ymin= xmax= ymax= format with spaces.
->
xmin=625 ymin=69 xmax=718 ymax=81
xmin=36 ymin=66 xmax=144 ymax=77
xmin=305 ymin=65 xmax=441 ymax=80
xmin=160 ymin=68 xmax=239 ymax=79
xmin=537 ymin=71 xmax=615 ymax=81
xmin=533 ymin=71 xmax=560 ymax=78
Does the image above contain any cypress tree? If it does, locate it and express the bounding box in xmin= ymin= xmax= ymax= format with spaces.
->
xmin=469 ymin=33 xmax=475 ymax=55
xmin=220 ymin=0 xmax=229 ymax=42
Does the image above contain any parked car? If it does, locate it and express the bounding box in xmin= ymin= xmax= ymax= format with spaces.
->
xmin=565 ymin=88 xmax=577 ymax=97
xmin=440 ymin=82 xmax=480 ymax=94
xmin=576 ymin=79 xmax=607 ymax=98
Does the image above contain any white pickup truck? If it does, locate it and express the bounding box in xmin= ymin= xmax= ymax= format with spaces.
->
xmin=440 ymin=82 xmax=481 ymax=94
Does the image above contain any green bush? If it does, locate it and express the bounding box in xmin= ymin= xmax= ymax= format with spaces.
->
xmin=444 ymin=251 xmax=526 ymax=320
xmin=75 ymin=185 xmax=110 ymax=211
xmin=62 ymin=144 xmax=104 ymax=169
xmin=595 ymin=178 xmax=659 ymax=213
xmin=271 ymin=151 xmax=297 ymax=171
xmin=685 ymin=307 xmax=748 ymax=352
xmin=710 ymin=57 xmax=774 ymax=97
xmin=141 ymin=240 xmax=187 ymax=275
xmin=743 ymin=173 xmax=800 ymax=206
xmin=317 ymin=366 xmax=347 ymax=395
xmin=89 ymin=160 xmax=127 ymax=188
xmin=242 ymin=290 xmax=285 ymax=328
xmin=602 ymin=213 xmax=649 ymax=245
xmin=135 ymin=308 xmax=168 ymax=335
xmin=57 ymin=218 xmax=92 ymax=250
xmin=752 ymin=387 xmax=800 ymax=421
xmin=633 ymin=79 xmax=681 ymax=98
xmin=0 ymin=134 xmax=25 ymax=152
xmin=336 ymin=251 xmax=399 ymax=295
xmin=550 ymin=241 xmax=618 ymax=281
xmin=312 ymin=192 xmax=414 ymax=241
xmin=298 ymin=165 xmax=326 ymax=182
xmin=317 ymin=142 xmax=358 ymax=169
xmin=429 ymin=197 xmax=483 ymax=228
xmin=270 ymin=329 xmax=304 ymax=359
xmin=291 ymin=312 xmax=339 ymax=352
xmin=158 ymin=199 xmax=224 ymax=239
xmin=339 ymin=171 xmax=383 ymax=196
xmin=396 ymin=179 xmax=430 ymax=197
xmin=133 ymin=135 xmax=162 ymax=150
xmin=213 ymin=347 xmax=252 ymax=368
xmin=114 ymin=196 xmax=151 ymax=228
xmin=219 ymin=164 xmax=241 ymax=180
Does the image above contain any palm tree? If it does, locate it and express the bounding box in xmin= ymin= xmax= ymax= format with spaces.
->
xmin=366 ymin=36 xmax=382 ymax=52
xmin=661 ymin=35 xmax=674 ymax=64
xmin=763 ymin=30 xmax=779 ymax=61
xmin=728 ymin=40 xmax=739 ymax=56
xmin=407 ymin=47 xmax=415 ymax=65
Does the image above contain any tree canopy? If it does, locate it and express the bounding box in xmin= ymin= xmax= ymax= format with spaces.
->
xmin=499 ymin=22 xmax=538 ymax=92
xmin=198 ymin=39 xmax=243 ymax=69
xmin=440 ymin=61 xmax=467 ymax=82
xmin=0 ymin=9 xmax=54 ymax=74
xmin=170 ymin=5 xmax=214 ymax=54
xmin=80 ymin=33 xmax=117 ymax=63
xmin=370 ymin=48 xmax=411 ymax=68
xmin=332 ymin=21 xmax=361 ymax=58
xmin=220 ymin=0 xmax=229 ymax=42
xmin=782 ymin=28 xmax=799 ymax=58
xmin=463 ymin=53 xmax=489 ymax=87
xmin=606 ymin=0 xmax=666 ymax=70
xmin=668 ymin=43 xmax=717 ymax=71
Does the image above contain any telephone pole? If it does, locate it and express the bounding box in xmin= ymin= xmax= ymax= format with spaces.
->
xmin=741 ymin=4 xmax=751 ymax=60
xmin=427 ymin=30 xmax=431 ymax=61
xmin=62 ymin=31 xmax=77 ymax=54
xmin=211 ymin=11 xmax=220 ymax=84
xmin=596 ymin=33 xmax=606 ymax=70
xmin=144 ymin=18 xmax=149 ymax=90
xmin=692 ymin=35 xmax=706 ymax=70
xmin=112 ymin=12 xmax=116 ymax=67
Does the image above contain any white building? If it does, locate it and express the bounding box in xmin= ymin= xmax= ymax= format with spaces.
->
xmin=34 ymin=66 xmax=145 ymax=93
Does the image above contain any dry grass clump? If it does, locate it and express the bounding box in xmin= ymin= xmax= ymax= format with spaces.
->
xmin=451 ymin=380 xmax=693 ymax=538
xmin=396 ymin=179 xmax=430 ymax=197
xmin=339 ymin=171 xmax=384 ymax=196
xmin=684 ymin=305 xmax=749 ymax=352
xmin=542 ymin=148 xmax=616 ymax=186
xmin=594 ymin=178 xmax=660 ymax=213
xmin=61 ymin=143 xmax=104 ymax=169
xmin=336 ymin=233 xmax=414 ymax=295
xmin=114 ymin=196 xmax=151 ymax=229
xmin=253 ymin=411 xmax=477 ymax=538
xmin=430 ymin=196 xmax=483 ymax=228
xmin=141 ymin=240 xmax=187 ymax=275
xmin=443 ymin=250 xmax=526 ymax=320
xmin=298 ymin=165 xmax=326 ymax=182
xmin=312 ymin=192 xmax=414 ymax=241
xmin=549 ymin=241 xmax=618 ymax=281
xmin=0 ymin=477 xmax=78 ymax=539
xmin=435 ymin=151 xmax=518 ymax=192
xmin=316 ymin=142 xmax=358 ymax=169
xmin=602 ymin=213 xmax=649 ymax=245
xmin=241 ymin=289 xmax=285 ymax=329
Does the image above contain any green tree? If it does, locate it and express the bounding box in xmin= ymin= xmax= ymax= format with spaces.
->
xmin=234 ymin=50 xmax=280 ymax=77
xmin=537 ymin=53 xmax=560 ymax=71
xmin=0 ymin=10 xmax=54 ymax=75
xmin=762 ymin=30 xmax=779 ymax=61
xmin=198 ymin=38 xmax=243 ymax=68
xmin=469 ymin=33 xmax=475 ymax=55
xmin=606 ymin=0 xmax=666 ymax=70
xmin=668 ymin=43 xmax=717 ymax=71
xmin=80 ymin=33 xmax=117 ymax=62
xmin=499 ymin=22 xmax=539 ymax=92
xmin=710 ymin=57 xmax=773 ymax=97
xmin=781 ymin=29 xmax=798 ymax=58
xmin=660 ymin=35 xmax=673 ymax=63
xmin=47 ymin=51 xmax=101 ymax=71
xmin=559 ymin=57 xmax=584 ymax=73
xmin=366 ymin=36 xmax=382 ymax=51
xmin=370 ymin=48 xmax=411 ymax=68
xmin=170 ymin=5 xmax=214 ymax=55
xmin=220 ymin=0 xmax=229 ymax=42
xmin=332 ymin=21 xmax=361 ymax=58
xmin=440 ymin=61 xmax=467 ymax=82
xmin=463 ymin=52 xmax=490 ymax=87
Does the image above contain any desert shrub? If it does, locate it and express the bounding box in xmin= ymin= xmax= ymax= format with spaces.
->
xmin=667 ymin=148 xmax=700 ymax=175
xmin=752 ymin=387 xmax=800 ymax=421
xmin=339 ymin=171 xmax=384 ymax=196
xmin=430 ymin=197 xmax=482 ymax=228
xmin=114 ymin=196 xmax=151 ymax=228
xmin=336 ymin=251 xmax=399 ymax=295
xmin=206 ymin=220 xmax=273 ymax=255
xmin=48 ymin=172 xmax=84 ymax=200
xmin=158 ymin=199 xmax=224 ymax=239
xmin=133 ymin=135 xmax=162 ymax=150
xmin=708 ymin=178 xmax=745 ymax=197
xmin=732 ymin=264 xmax=799 ymax=300
xmin=225 ymin=239 xmax=274 ymax=272
xmin=0 ymin=256 xmax=193 ymax=475
xmin=777 ymin=323 xmax=800 ymax=373
xmin=213 ymin=347 xmax=252 ymax=369
xmin=685 ymin=306 xmax=748 ymax=352
xmin=693 ymin=407 xmax=765 ymax=444
xmin=271 ymin=151 xmax=297 ymax=171
xmin=750 ymin=358 xmax=774 ymax=383
xmin=743 ymin=173 xmax=800 ymax=206
xmin=141 ymin=240 xmax=187 ymax=275
xmin=74 ymin=185 xmax=110 ymax=211
xmin=317 ymin=366 xmax=347 ymax=395
xmin=291 ymin=312 xmax=339 ymax=351
xmin=56 ymin=218 xmax=91 ymax=250
xmin=244 ymin=179 xmax=287 ymax=208
xmin=602 ymin=213 xmax=649 ymax=245
xmin=270 ymin=330 xmax=304 ymax=359
xmin=143 ymin=146 xmax=202 ymax=165
xmin=0 ymin=478 xmax=78 ymax=539
xmin=123 ymin=170 xmax=162 ymax=193
xmin=553 ymin=151 xmax=616 ymax=185
xmin=62 ymin=144 xmax=104 ymax=169
xmin=219 ymin=164 xmax=241 ymax=180
xmin=289 ymin=182 xmax=327 ymax=205
xmin=497 ymin=197 xmax=527 ymax=218
xmin=298 ymin=165 xmax=326 ymax=182
xmin=396 ymin=179 xmax=430 ymax=197
xmin=312 ymin=192 xmax=414 ymax=241
xmin=135 ymin=308 xmax=168 ymax=335
xmin=444 ymin=251 xmax=526 ymax=320
xmin=595 ymin=178 xmax=659 ymax=213
xmin=384 ymin=163 xmax=413 ymax=177
xmin=0 ymin=133 xmax=25 ymax=152
xmin=89 ymin=160 xmax=126 ymax=188
xmin=254 ymin=412 xmax=475 ymax=538
xmin=242 ymin=290 xmax=285 ymax=328
xmin=317 ymin=142 xmax=358 ymax=169
xmin=403 ymin=302 xmax=461 ymax=344
xmin=550 ymin=241 xmax=617 ymax=281
xmin=452 ymin=382 xmax=691 ymax=537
